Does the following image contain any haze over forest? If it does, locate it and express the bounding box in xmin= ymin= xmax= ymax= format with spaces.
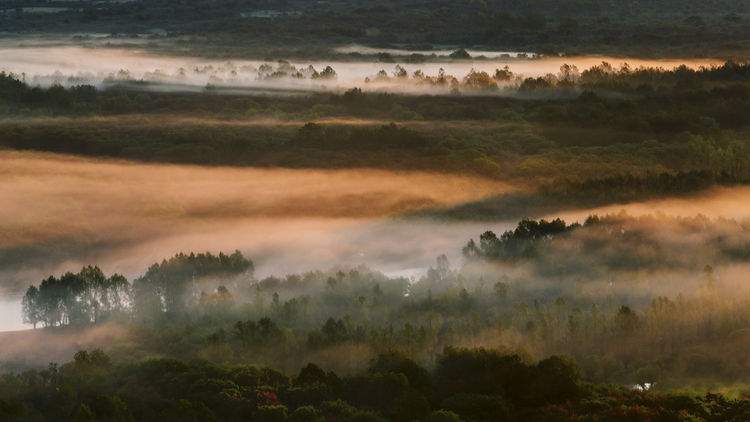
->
xmin=3 ymin=1 xmax=750 ymax=421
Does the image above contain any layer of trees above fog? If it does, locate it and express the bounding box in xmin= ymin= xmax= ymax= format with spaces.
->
xmin=4 ymin=60 xmax=750 ymax=135
xmin=462 ymin=214 xmax=750 ymax=275
xmin=364 ymin=60 xmax=750 ymax=96
xmin=21 ymin=267 xmax=129 ymax=328
xmin=22 ymin=214 xmax=750 ymax=329
xmin=17 ymin=213 xmax=750 ymax=393
xmin=3 ymin=63 xmax=750 ymax=196
xmin=22 ymin=251 xmax=252 ymax=329
xmin=4 ymin=60 xmax=750 ymax=105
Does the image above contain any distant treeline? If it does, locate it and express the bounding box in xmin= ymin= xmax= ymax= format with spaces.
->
xmin=4 ymin=60 xmax=750 ymax=113
xmin=4 ymin=61 xmax=750 ymax=131
xmin=1 ymin=0 xmax=750 ymax=56
xmin=364 ymin=61 xmax=750 ymax=96
xmin=463 ymin=213 xmax=750 ymax=273
xmin=3 ymin=66 xmax=750 ymax=196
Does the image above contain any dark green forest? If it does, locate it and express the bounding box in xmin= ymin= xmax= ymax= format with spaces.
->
xmin=4 ymin=347 xmax=750 ymax=421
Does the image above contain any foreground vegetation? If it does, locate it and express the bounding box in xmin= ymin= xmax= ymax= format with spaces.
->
xmin=4 ymin=347 xmax=750 ymax=421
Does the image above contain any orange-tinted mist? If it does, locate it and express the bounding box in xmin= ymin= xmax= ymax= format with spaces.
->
xmin=0 ymin=150 xmax=513 ymax=297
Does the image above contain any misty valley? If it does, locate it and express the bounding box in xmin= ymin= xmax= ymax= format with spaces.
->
xmin=4 ymin=1 xmax=750 ymax=420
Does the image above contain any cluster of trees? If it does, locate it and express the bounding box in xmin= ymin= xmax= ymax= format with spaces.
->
xmin=102 ymin=61 xmax=338 ymax=87
xmin=687 ymin=136 xmax=750 ymax=182
xmin=0 ymin=72 xmax=97 ymax=113
xmin=360 ymin=61 xmax=749 ymax=94
xmin=133 ymin=250 xmax=253 ymax=318
xmin=513 ymin=61 xmax=750 ymax=95
xmin=22 ymin=251 xmax=253 ymax=327
xmin=462 ymin=214 xmax=750 ymax=275
xmin=262 ymin=63 xmax=336 ymax=81
xmin=364 ymin=66 xmax=515 ymax=92
xmin=3 ymin=347 xmax=749 ymax=421
xmin=21 ymin=266 xmax=129 ymax=328
xmin=579 ymin=60 xmax=750 ymax=89
xmin=463 ymin=218 xmax=573 ymax=262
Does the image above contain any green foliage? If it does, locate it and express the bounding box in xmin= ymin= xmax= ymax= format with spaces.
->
xmin=255 ymin=405 xmax=288 ymax=422
xmin=462 ymin=213 xmax=750 ymax=276
xmin=134 ymin=251 xmax=252 ymax=318
xmin=440 ymin=394 xmax=510 ymax=421
xmin=426 ymin=410 xmax=463 ymax=422
xmin=434 ymin=347 xmax=580 ymax=408
xmin=22 ymin=266 xmax=130 ymax=327
xmin=464 ymin=218 xmax=573 ymax=261
xmin=21 ymin=251 xmax=252 ymax=327
xmin=2 ymin=348 xmax=748 ymax=421
xmin=295 ymin=122 xmax=427 ymax=150
xmin=288 ymin=405 xmax=323 ymax=422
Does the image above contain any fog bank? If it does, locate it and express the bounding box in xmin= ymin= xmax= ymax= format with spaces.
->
xmin=5 ymin=150 xmax=750 ymax=331
xmin=0 ymin=46 xmax=723 ymax=95
xmin=0 ymin=151 xmax=512 ymax=299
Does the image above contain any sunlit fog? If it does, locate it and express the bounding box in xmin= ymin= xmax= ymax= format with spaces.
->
xmin=0 ymin=150 xmax=510 ymax=295
xmin=0 ymin=46 xmax=722 ymax=94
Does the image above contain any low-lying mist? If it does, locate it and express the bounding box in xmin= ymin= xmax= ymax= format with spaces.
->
xmin=0 ymin=46 xmax=722 ymax=95
xmin=4 ymin=150 xmax=750 ymax=298
xmin=7 ymin=211 xmax=750 ymax=379
xmin=0 ymin=150 xmax=512 ymax=300
xmin=553 ymin=186 xmax=750 ymax=221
